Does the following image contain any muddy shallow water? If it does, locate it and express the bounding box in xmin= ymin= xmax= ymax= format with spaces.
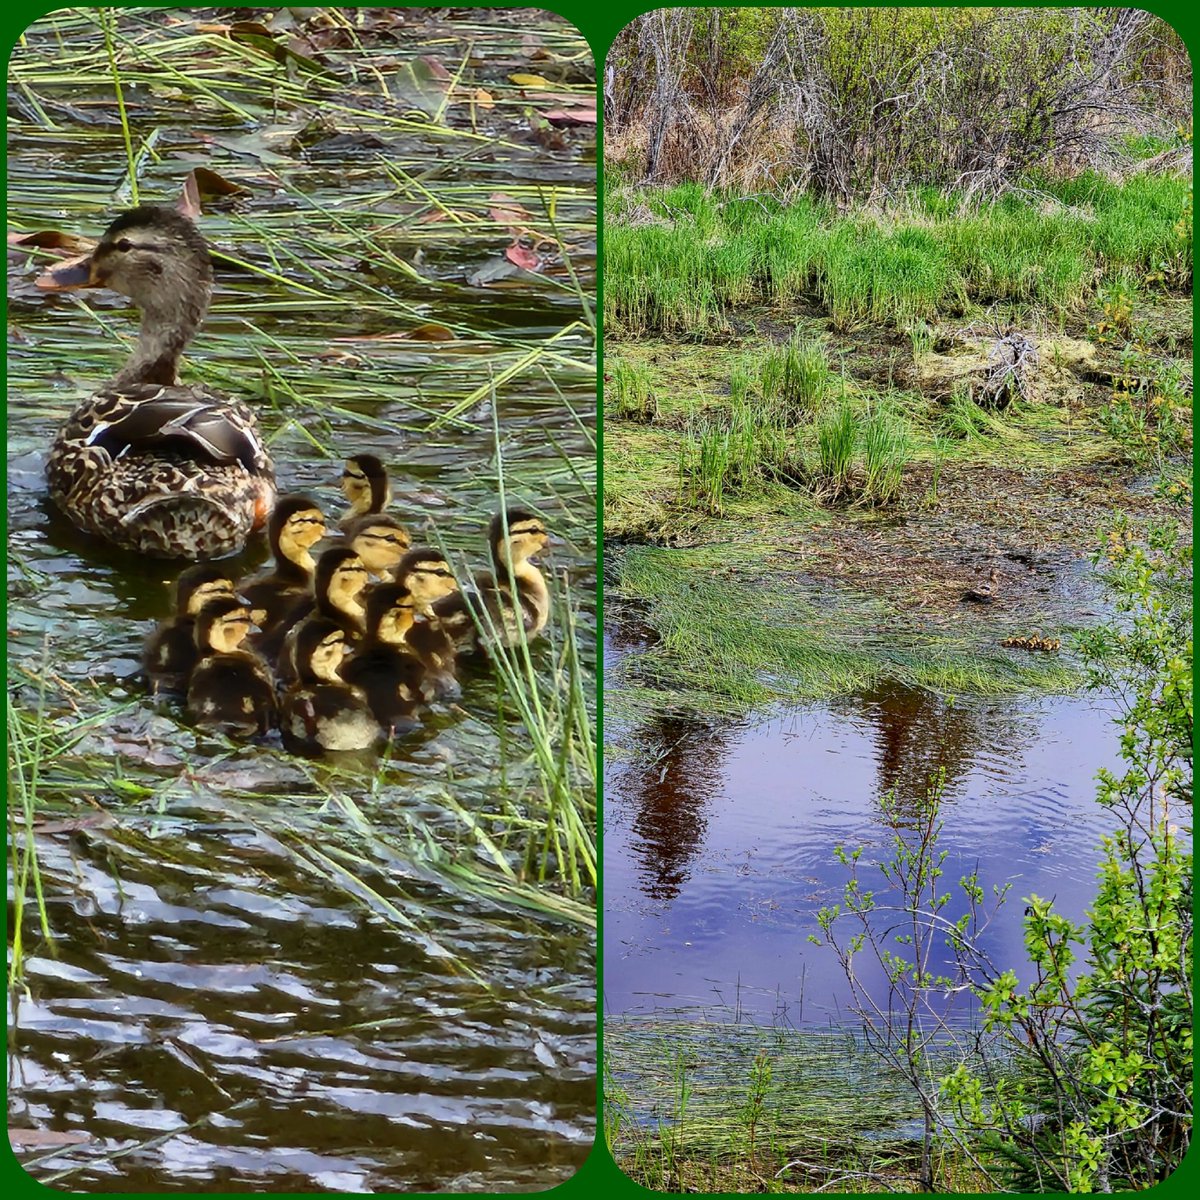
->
xmin=603 ymin=631 xmax=1124 ymax=1024
xmin=8 ymin=8 xmax=595 ymax=1190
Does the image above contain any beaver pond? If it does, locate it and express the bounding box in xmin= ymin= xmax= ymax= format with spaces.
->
xmin=7 ymin=8 xmax=595 ymax=1190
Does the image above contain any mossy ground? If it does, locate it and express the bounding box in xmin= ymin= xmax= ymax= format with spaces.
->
xmin=604 ymin=291 xmax=1191 ymax=716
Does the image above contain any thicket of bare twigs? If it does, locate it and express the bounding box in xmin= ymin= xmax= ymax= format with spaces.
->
xmin=605 ymin=7 xmax=1192 ymax=200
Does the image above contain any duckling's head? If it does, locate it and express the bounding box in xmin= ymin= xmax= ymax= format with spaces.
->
xmin=341 ymin=455 xmax=391 ymax=516
xmin=347 ymin=513 xmax=411 ymax=574
xmin=294 ymin=618 xmax=349 ymax=684
xmin=397 ymin=548 xmax=457 ymax=610
xmin=365 ymin=582 xmax=417 ymax=644
xmin=490 ymin=508 xmax=550 ymax=567
xmin=39 ymin=206 xmax=212 ymax=319
xmin=270 ymin=495 xmax=326 ymax=566
xmin=194 ymin=596 xmax=253 ymax=654
xmin=315 ymin=547 xmax=370 ymax=613
xmin=174 ymin=564 xmax=237 ymax=616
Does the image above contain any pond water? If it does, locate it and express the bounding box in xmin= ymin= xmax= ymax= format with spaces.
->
xmin=603 ymin=630 xmax=1124 ymax=1025
xmin=8 ymin=8 xmax=595 ymax=1190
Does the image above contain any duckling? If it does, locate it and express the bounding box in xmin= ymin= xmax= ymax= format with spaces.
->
xmin=963 ymin=567 xmax=999 ymax=604
xmin=339 ymin=454 xmax=391 ymax=528
xmin=280 ymin=618 xmax=380 ymax=755
xmin=394 ymin=548 xmax=459 ymax=612
xmin=185 ymin=597 xmax=275 ymax=737
xmin=434 ymin=509 xmax=552 ymax=650
xmin=275 ymin=547 xmax=372 ymax=684
xmin=340 ymin=583 xmax=427 ymax=735
xmin=143 ymin=564 xmax=238 ymax=693
xmin=345 ymin=512 xmax=411 ymax=577
xmin=393 ymin=547 xmax=461 ymax=697
xmin=240 ymin=495 xmax=326 ymax=633
xmin=38 ymin=205 xmax=275 ymax=559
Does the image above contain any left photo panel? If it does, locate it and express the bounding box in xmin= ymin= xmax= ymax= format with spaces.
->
xmin=7 ymin=7 xmax=596 ymax=1191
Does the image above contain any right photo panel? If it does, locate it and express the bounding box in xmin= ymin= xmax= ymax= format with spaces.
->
xmin=603 ymin=7 xmax=1192 ymax=1194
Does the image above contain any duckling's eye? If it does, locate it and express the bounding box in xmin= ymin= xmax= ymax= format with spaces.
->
xmin=115 ymin=238 xmax=133 ymax=253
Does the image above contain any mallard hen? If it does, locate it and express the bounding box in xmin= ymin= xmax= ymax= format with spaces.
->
xmin=38 ymin=205 xmax=275 ymax=559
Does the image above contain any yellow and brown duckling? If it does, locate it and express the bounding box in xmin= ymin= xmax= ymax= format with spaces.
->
xmin=435 ymin=509 xmax=552 ymax=650
xmin=393 ymin=547 xmax=461 ymax=697
xmin=339 ymin=454 xmax=391 ymax=528
xmin=275 ymin=546 xmax=372 ymax=684
xmin=185 ymin=597 xmax=275 ymax=737
xmin=143 ymin=564 xmax=238 ymax=694
xmin=345 ymin=512 xmax=411 ymax=577
xmin=339 ymin=583 xmax=427 ymax=735
xmin=39 ymin=206 xmax=275 ymax=559
xmin=280 ymin=617 xmax=380 ymax=755
xmin=240 ymin=495 xmax=327 ymax=634
xmin=963 ymin=567 xmax=999 ymax=604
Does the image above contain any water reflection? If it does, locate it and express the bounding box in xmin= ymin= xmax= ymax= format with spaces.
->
xmin=604 ymin=669 xmax=1122 ymax=1022
xmin=619 ymin=716 xmax=724 ymax=901
xmin=843 ymin=681 xmax=1034 ymax=813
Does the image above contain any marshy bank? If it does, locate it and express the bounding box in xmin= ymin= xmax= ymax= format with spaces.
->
xmin=8 ymin=7 xmax=595 ymax=1189
xmin=603 ymin=167 xmax=1190 ymax=711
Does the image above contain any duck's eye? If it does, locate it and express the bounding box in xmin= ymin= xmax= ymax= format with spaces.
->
xmin=115 ymin=238 xmax=133 ymax=253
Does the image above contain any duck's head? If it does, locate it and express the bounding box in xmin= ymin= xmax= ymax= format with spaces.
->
xmin=38 ymin=206 xmax=212 ymax=317
xmin=270 ymin=495 xmax=326 ymax=567
xmin=174 ymin=564 xmax=237 ymax=616
xmin=194 ymin=596 xmax=253 ymax=654
xmin=347 ymin=513 xmax=411 ymax=575
xmin=490 ymin=508 xmax=550 ymax=567
xmin=37 ymin=205 xmax=213 ymax=387
xmin=315 ymin=546 xmax=370 ymax=614
xmin=294 ymin=617 xmax=349 ymax=684
xmin=340 ymin=455 xmax=390 ymax=516
xmin=396 ymin=548 xmax=457 ymax=610
xmin=364 ymin=582 xmax=417 ymax=644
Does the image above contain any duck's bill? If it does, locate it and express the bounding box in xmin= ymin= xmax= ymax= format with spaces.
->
xmin=36 ymin=252 xmax=100 ymax=291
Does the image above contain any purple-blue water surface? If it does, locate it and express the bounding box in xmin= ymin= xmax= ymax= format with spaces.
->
xmin=604 ymin=664 xmax=1123 ymax=1025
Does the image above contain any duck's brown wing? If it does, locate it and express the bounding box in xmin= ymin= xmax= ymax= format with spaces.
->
xmin=78 ymin=387 xmax=269 ymax=471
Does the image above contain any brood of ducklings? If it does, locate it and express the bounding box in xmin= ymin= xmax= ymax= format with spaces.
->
xmin=340 ymin=583 xmax=427 ymax=735
xmin=143 ymin=564 xmax=237 ymax=693
xmin=39 ymin=206 xmax=275 ymax=559
xmin=240 ymin=495 xmax=326 ymax=633
xmin=1001 ymin=632 xmax=1061 ymax=653
xmin=434 ymin=509 xmax=551 ymax=650
xmin=345 ymin=512 xmax=411 ymax=577
xmin=185 ymin=597 xmax=275 ymax=737
xmin=963 ymin=567 xmax=999 ymax=604
xmin=339 ymin=454 xmax=391 ymax=527
xmin=275 ymin=546 xmax=372 ymax=684
xmin=280 ymin=618 xmax=380 ymax=755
